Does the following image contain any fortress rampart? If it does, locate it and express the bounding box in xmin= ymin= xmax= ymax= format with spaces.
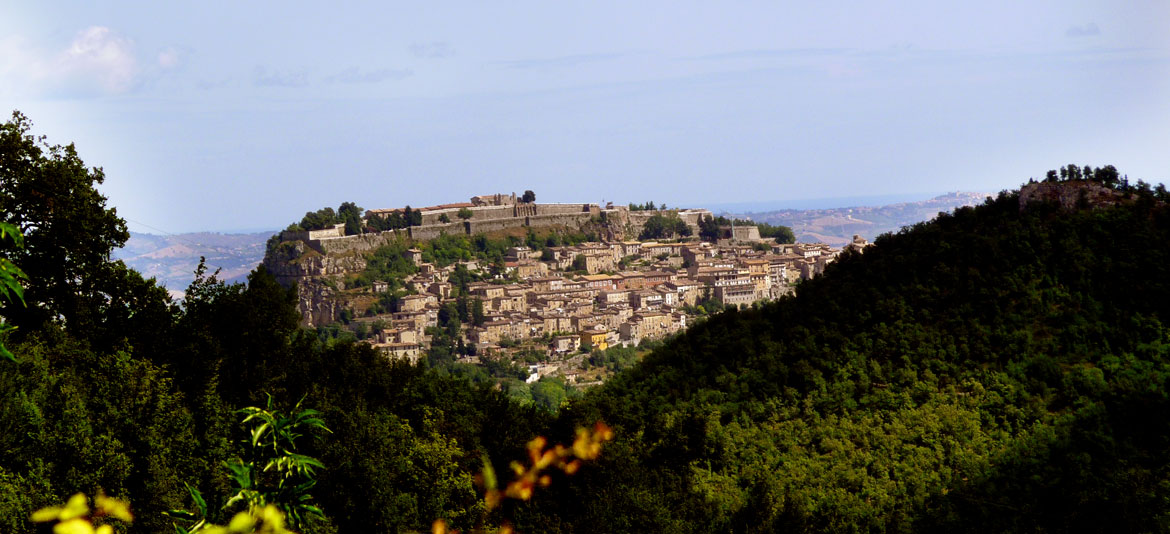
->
xmin=285 ymin=195 xmax=710 ymax=254
xmin=309 ymin=229 xmax=408 ymax=255
xmin=626 ymin=209 xmax=710 ymax=237
xmin=466 ymin=216 xmax=529 ymax=235
xmin=407 ymin=221 xmax=467 ymax=241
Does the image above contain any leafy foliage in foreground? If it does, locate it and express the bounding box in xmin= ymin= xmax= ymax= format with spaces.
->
xmin=519 ymin=182 xmax=1170 ymax=532
xmin=0 ymin=113 xmax=552 ymax=533
xmin=0 ymin=222 xmax=26 ymax=361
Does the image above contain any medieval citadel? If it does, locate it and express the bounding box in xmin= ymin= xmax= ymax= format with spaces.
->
xmin=277 ymin=192 xmax=720 ymax=256
xmin=264 ymin=193 xmax=855 ymax=384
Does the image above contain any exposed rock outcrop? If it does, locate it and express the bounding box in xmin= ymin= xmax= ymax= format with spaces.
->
xmin=1019 ymin=180 xmax=1128 ymax=212
xmin=263 ymin=241 xmax=366 ymax=280
xmin=263 ymin=240 xmax=367 ymax=326
xmin=295 ymin=279 xmax=345 ymax=327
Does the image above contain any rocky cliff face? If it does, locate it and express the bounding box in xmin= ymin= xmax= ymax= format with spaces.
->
xmin=262 ymin=240 xmax=367 ymax=326
xmin=263 ymin=241 xmax=366 ymax=278
xmin=293 ymin=279 xmax=345 ymax=327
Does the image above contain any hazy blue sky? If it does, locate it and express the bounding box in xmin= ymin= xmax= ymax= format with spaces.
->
xmin=3 ymin=1 xmax=1167 ymax=232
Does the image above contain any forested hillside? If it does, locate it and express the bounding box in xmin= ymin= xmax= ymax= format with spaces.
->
xmin=3 ymin=109 xmax=1169 ymax=533
xmin=519 ymin=169 xmax=1170 ymax=532
xmin=0 ymin=112 xmax=555 ymax=533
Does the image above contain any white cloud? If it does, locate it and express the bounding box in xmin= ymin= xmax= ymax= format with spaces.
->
xmin=57 ymin=26 xmax=139 ymax=93
xmin=158 ymin=47 xmax=180 ymax=69
xmin=0 ymin=26 xmax=140 ymax=97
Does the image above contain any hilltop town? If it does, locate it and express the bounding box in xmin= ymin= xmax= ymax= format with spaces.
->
xmin=263 ymin=193 xmax=866 ymax=386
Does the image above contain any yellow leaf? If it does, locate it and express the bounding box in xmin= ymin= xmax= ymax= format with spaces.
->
xmin=259 ymin=505 xmax=285 ymax=530
xmin=536 ymin=450 xmax=556 ymax=469
xmin=53 ymin=518 xmax=94 ymax=534
xmin=95 ymin=494 xmax=133 ymax=522
xmin=572 ymin=433 xmax=591 ymax=459
xmin=60 ymin=493 xmax=90 ymax=521
xmin=31 ymin=506 xmax=63 ymax=523
xmin=95 ymin=525 xmax=113 ymax=534
xmin=594 ymin=421 xmax=614 ymax=441
xmin=227 ymin=511 xmax=254 ymax=531
xmin=484 ymin=489 xmax=502 ymax=511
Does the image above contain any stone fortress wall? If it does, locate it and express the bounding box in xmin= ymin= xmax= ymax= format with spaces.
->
xmin=626 ymin=208 xmax=710 ymax=237
xmin=281 ymin=195 xmax=713 ymax=255
xmin=732 ymin=225 xmax=762 ymax=241
xmin=415 ymin=202 xmax=597 ymax=226
xmin=418 ymin=205 xmax=513 ymax=226
xmin=406 ymin=221 xmax=467 ymax=242
xmin=279 ymin=225 xmax=345 ymax=243
xmin=308 ymin=229 xmax=408 ymax=255
xmin=465 ymin=216 xmax=529 ymax=235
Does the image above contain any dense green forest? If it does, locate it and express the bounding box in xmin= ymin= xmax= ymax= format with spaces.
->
xmin=0 ymin=112 xmax=557 ymax=533
xmin=3 ymin=109 xmax=1170 ymax=533
xmin=514 ymin=168 xmax=1170 ymax=532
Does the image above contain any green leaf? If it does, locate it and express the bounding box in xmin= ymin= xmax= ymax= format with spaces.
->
xmin=164 ymin=510 xmax=198 ymax=521
xmin=185 ymin=482 xmax=207 ymax=516
xmin=0 ymin=222 xmax=23 ymax=247
xmin=0 ymin=339 xmax=14 ymax=362
xmin=251 ymin=422 xmax=270 ymax=447
xmin=481 ymin=453 xmax=498 ymax=491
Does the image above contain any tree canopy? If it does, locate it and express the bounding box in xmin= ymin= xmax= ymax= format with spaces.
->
xmin=0 ymin=111 xmax=176 ymax=353
xmin=298 ymin=207 xmax=339 ymax=231
xmin=338 ymin=202 xmax=363 ymax=235
xmin=639 ymin=213 xmax=692 ymax=240
xmin=0 ymin=114 xmax=553 ymax=533
xmin=516 ymin=176 xmax=1170 ymax=532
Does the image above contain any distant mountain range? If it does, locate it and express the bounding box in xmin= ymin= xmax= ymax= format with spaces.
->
xmin=721 ymin=191 xmax=990 ymax=245
xmin=113 ymin=231 xmax=275 ymax=297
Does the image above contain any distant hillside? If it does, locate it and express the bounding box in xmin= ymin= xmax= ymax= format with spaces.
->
xmin=725 ymin=191 xmax=989 ymax=245
xmin=114 ymin=231 xmax=274 ymax=296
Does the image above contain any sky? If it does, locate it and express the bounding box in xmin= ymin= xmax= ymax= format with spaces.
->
xmin=2 ymin=2 xmax=1168 ymax=233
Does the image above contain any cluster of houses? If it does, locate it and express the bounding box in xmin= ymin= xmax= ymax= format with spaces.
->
xmin=360 ymin=234 xmax=871 ymax=377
